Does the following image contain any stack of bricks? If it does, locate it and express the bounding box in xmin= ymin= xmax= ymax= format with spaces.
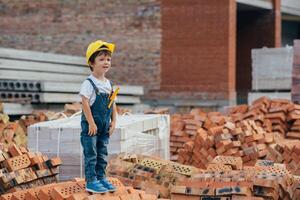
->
xmin=177 ymin=118 xmax=276 ymax=169
xmin=287 ymin=104 xmax=300 ymax=139
xmin=0 ymin=177 xmax=169 ymax=200
xmin=267 ymin=141 xmax=300 ymax=176
xmin=170 ymin=109 xmax=225 ymax=161
xmin=0 ymin=144 xmax=61 ymax=194
xmin=170 ymin=97 xmax=300 ymax=170
xmin=0 ymin=115 xmax=27 ymax=148
xmin=170 ymin=97 xmax=300 ymax=148
xmin=0 ymin=102 xmax=82 ymax=148
xmin=171 ymin=160 xmax=300 ymax=199
xmin=170 ymin=114 xmax=194 ymax=161
xmin=239 ymin=97 xmax=300 ymax=139
xmin=107 ymin=153 xmax=199 ymax=199
xmin=19 ymin=102 xmax=82 ymax=128
xmin=18 ymin=111 xmax=49 ymax=129
xmin=245 ymin=97 xmax=291 ymax=137
xmin=107 ymin=154 xmax=300 ymax=199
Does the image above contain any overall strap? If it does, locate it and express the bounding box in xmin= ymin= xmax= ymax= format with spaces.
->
xmin=109 ymin=80 xmax=114 ymax=94
xmin=87 ymin=78 xmax=100 ymax=95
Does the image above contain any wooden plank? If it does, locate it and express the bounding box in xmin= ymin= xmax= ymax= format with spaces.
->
xmin=0 ymin=58 xmax=89 ymax=75
xmin=0 ymin=48 xmax=85 ymax=66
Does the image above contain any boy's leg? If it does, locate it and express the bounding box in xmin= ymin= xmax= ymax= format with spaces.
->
xmin=95 ymin=135 xmax=109 ymax=180
xmin=81 ymin=134 xmax=98 ymax=183
xmin=96 ymin=134 xmax=116 ymax=191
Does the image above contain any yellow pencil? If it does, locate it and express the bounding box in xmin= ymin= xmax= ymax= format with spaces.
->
xmin=108 ymin=87 xmax=120 ymax=108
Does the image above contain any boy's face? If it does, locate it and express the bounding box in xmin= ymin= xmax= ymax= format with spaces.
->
xmin=91 ymin=54 xmax=111 ymax=74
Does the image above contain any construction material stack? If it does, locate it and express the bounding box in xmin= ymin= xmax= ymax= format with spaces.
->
xmin=107 ymin=154 xmax=300 ymax=199
xmin=27 ymin=114 xmax=170 ymax=180
xmin=0 ymin=48 xmax=144 ymax=115
xmin=0 ymin=177 xmax=168 ymax=200
xmin=0 ymin=144 xmax=61 ymax=194
xmin=249 ymin=47 xmax=293 ymax=103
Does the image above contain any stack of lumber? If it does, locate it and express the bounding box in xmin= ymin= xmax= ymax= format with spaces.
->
xmin=0 ymin=144 xmax=61 ymax=194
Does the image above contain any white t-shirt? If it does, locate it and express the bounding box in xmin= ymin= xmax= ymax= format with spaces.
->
xmin=79 ymin=75 xmax=112 ymax=106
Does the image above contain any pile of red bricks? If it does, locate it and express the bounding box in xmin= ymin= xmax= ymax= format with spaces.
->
xmin=0 ymin=114 xmax=28 ymax=149
xmin=107 ymin=154 xmax=300 ymax=199
xmin=0 ymin=102 xmax=83 ymax=148
xmin=107 ymin=154 xmax=199 ymax=199
xmin=243 ymin=97 xmax=300 ymax=139
xmin=170 ymin=108 xmax=237 ymax=161
xmin=176 ymin=118 xmax=275 ymax=168
xmin=0 ymin=177 xmax=169 ymax=200
xmin=18 ymin=103 xmax=128 ymax=129
xmin=19 ymin=102 xmax=82 ymax=128
xmin=171 ymin=157 xmax=300 ymax=199
xmin=0 ymin=144 xmax=61 ymax=194
xmin=170 ymin=97 xmax=300 ymax=175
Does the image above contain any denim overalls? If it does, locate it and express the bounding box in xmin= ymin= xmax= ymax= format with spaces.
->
xmin=80 ymin=78 xmax=113 ymax=183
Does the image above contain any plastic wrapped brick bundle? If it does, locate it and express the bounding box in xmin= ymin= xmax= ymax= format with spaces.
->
xmin=27 ymin=114 xmax=170 ymax=180
xmin=252 ymin=47 xmax=293 ymax=90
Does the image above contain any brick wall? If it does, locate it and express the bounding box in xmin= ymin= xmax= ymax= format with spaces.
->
xmin=152 ymin=0 xmax=236 ymax=105
xmin=0 ymin=0 xmax=161 ymax=93
xmin=0 ymin=0 xmax=282 ymax=107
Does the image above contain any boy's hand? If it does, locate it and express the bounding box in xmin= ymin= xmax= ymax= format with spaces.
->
xmin=88 ymin=122 xmax=97 ymax=136
xmin=109 ymin=121 xmax=116 ymax=136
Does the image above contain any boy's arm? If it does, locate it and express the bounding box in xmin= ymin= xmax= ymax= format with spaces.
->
xmin=111 ymin=102 xmax=117 ymax=122
xmin=82 ymin=96 xmax=97 ymax=136
xmin=109 ymin=102 xmax=117 ymax=136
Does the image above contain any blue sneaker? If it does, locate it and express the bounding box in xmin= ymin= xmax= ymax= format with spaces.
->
xmin=98 ymin=178 xmax=116 ymax=192
xmin=86 ymin=180 xmax=108 ymax=193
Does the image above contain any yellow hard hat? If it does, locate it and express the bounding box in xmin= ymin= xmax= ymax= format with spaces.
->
xmin=86 ymin=40 xmax=115 ymax=66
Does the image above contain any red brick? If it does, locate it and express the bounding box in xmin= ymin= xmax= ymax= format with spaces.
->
xmin=8 ymin=144 xmax=22 ymax=157
xmin=51 ymin=182 xmax=85 ymax=200
xmin=4 ymin=154 xmax=31 ymax=172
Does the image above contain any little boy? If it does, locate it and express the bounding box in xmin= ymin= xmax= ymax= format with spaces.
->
xmin=79 ymin=40 xmax=117 ymax=193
